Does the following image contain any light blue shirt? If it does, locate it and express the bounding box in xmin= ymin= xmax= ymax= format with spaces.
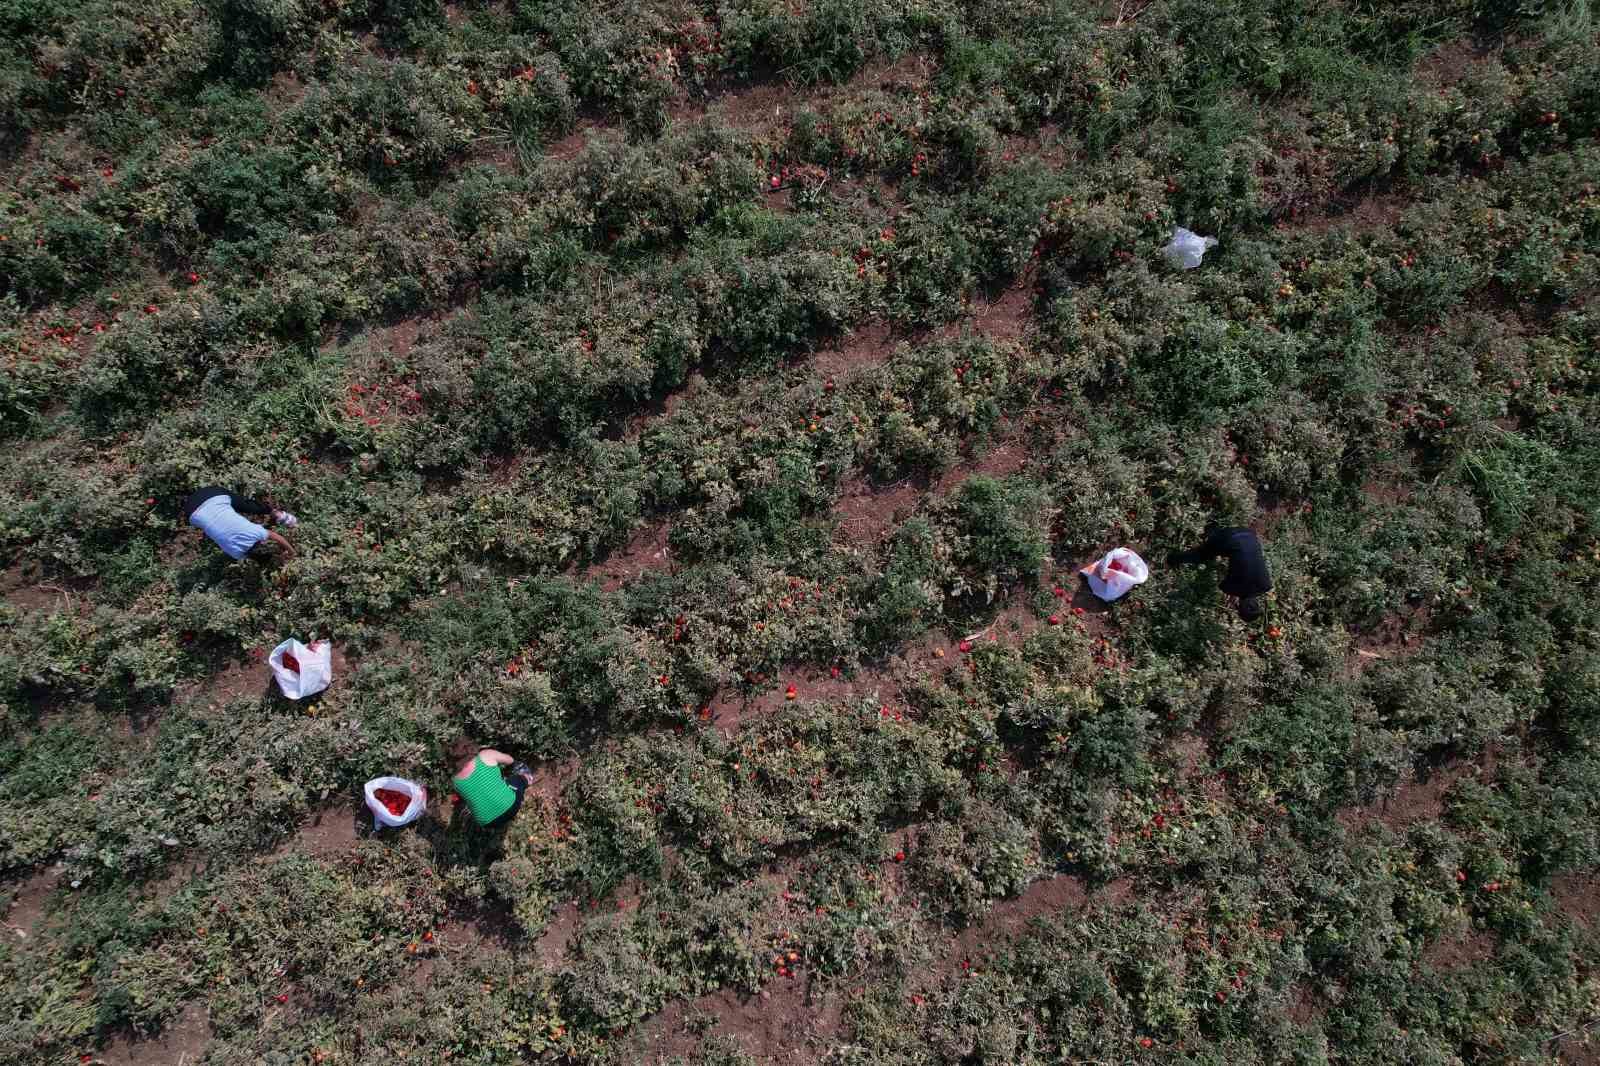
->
xmin=189 ymin=494 xmax=269 ymax=559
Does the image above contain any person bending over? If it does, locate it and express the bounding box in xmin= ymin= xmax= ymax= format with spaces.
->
xmin=452 ymin=747 xmax=534 ymax=829
xmin=182 ymin=487 xmax=296 ymax=560
xmin=1168 ymin=525 xmax=1272 ymax=621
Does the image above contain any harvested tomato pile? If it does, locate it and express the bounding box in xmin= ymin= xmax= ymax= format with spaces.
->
xmin=374 ymin=788 xmax=412 ymax=817
xmin=281 ymin=650 xmax=301 ymax=674
xmin=1106 ymin=557 xmax=1131 ymax=574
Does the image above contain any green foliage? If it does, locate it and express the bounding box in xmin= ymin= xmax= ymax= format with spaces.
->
xmin=1 ymin=2 xmax=1598 ymax=1064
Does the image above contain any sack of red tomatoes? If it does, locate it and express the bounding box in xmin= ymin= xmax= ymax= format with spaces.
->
xmin=364 ymin=776 xmax=427 ymax=828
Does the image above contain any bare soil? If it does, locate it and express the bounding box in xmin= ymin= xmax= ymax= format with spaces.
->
xmin=936 ymin=284 xmax=1034 ymax=345
xmin=923 ymin=874 xmax=1134 ymax=988
xmin=1297 ymin=192 xmax=1408 ymax=235
xmin=639 ymin=979 xmax=846 ymax=1065
xmin=1 ymin=564 xmax=91 ymax=613
xmin=812 ymin=317 xmax=899 ymax=379
xmin=930 ymin=437 xmax=1029 ymax=495
xmin=98 ymin=1000 xmax=211 ymax=1066
xmin=1347 ymin=603 xmax=1432 ymax=675
xmin=1338 ymin=749 xmax=1495 ymax=833
xmin=1552 ymin=871 xmax=1600 ymax=930
xmin=175 ymin=656 xmax=272 ymax=710
xmin=269 ymin=805 xmax=368 ymax=861
xmin=547 ymin=121 xmax=603 ymax=161
xmin=584 ymin=521 xmax=674 ymax=592
xmin=2 ymin=864 xmax=61 ymax=941
xmin=533 ymin=899 xmax=582 ymax=967
xmin=1422 ymin=927 xmax=1495 ymax=971
xmin=831 ymin=476 xmax=920 ymax=549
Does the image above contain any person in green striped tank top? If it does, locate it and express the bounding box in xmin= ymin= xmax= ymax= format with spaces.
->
xmin=451 ymin=745 xmax=534 ymax=828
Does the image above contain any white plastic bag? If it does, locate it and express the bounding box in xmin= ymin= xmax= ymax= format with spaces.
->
xmin=268 ymin=638 xmax=332 ymax=700
xmin=1080 ymin=547 xmax=1150 ymax=602
xmin=1163 ymin=227 xmax=1218 ymax=270
xmin=364 ymin=776 xmax=427 ymax=828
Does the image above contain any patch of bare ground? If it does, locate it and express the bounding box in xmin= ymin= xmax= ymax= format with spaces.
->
xmin=812 ymin=317 xmax=899 ymax=379
xmin=2 ymin=564 xmax=94 ymax=613
xmin=174 ymin=656 xmax=272 ymax=710
xmin=1286 ymin=980 xmax=1325 ymax=1025
xmin=640 ymin=979 xmax=846 ymax=1065
xmin=622 ymin=371 xmax=707 ymax=440
xmin=671 ymin=52 xmax=936 ymax=133
xmin=683 ymin=81 xmax=797 ymax=132
xmin=522 ymin=755 xmax=579 ymax=807
xmin=703 ymin=656 xmax=906 ymax=734
xmin=268 ymin=805 xmax=368 ymax=861
xmin=1552 ymin=871 xmax=1600 ymax=930
xmin=1292 ymin=191 xmax=1408 ymax=235
xmin=832 ymin=476 xmax=920 ymax=549
xmin=3 ymin=864 xmax=61 ymax=941
xmin=1557 ymin=1028 xmax=1600 ymax=1066
xmin=547 ymin=121 xmax=605 ymax=161
xmin=930 ymin=436 xmax=1029 ymax=495
xmin=935 ymin=284 xmax=1034 ymax=345
xmin=1347 ymin=603 xmax=1431 ymax=675
xmin=264 ymin=70 xmax=308 ymax=115
xmin=1417 ymin=37 xmax=1497 ymax=89
xmin=1362 ymin=480 xmax=1414 ymax=505
xmin=1337 ymin=748 xmax=1496 ymax=833
xmin=920 ymin=874 xmax=1135 ymax=989
xmin=531 ymin=899 xmax=583 ymax=967
xmin=1422 ymin=926 xmax=1495 ymax=971
xmin=584 ymin=520 xmax=674 ymax=592
xmin=99 ymin=1001 xmax=211 ymax=1066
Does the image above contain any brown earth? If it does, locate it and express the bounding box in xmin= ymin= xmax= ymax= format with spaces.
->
xmin=174 ymin=656 xmax=271 ymax=710
xmin=935 ymin=284 xmax=1034 ymax=345
xmin=547 ymin=121 xmax=604 ymax=161
xmin=533 ymin=899 xmax=582 ymax=967
xmin=1297 ymin=192 xmax=1408 ymax=235
xmin=1347 ymin=603 xmax=1432 ymax=676
xmin=930 ymin=436 xmax=1029 ymax=495
xmin=2 ymin=864 xmax=61 ymax=941
xmin=1285 ymin=980 xmax=1325 ymax=1025
xmin=640 ymin=979 xmax=845 ymax=1065
xmin=584 ymin=520 xmax=674 ymax=592
xmin=1422 ymin=927 xmax=1495 ymax=971
xmin=1552 ymin=871 xmax=1600 ymax=930
xmin=670 ymin=52 xmax=936 ymax=135
xmin=1338 ymin=748 xmax=1496 ymax=834
xmin=268 ymin=804 xmax=368 ymax=861
xmin=927 ymin=874 xmax=1135 ymax=988
xmin=812 ymin=317 xmax=899 ymax=379
xmin=831 ymin=475 xmax=920 ymax=549
xmin=98 ymin=1000 xmax=211 ymax=1066
xmin=1 ymin=563 xmax=92 ymax=613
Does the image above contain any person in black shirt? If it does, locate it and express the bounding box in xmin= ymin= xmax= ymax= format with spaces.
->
xmin=1168 ymin=526 xmax=1272 ymax=621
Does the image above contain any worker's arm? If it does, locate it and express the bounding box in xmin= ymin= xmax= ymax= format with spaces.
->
xmin=265 ymin=530 xmax=296 ymax=557
xmin=230 ymin=493 xmax=275 ymax=518
xmin=1168 ymin=527 xmax=1228 ymax=566
xmin=477 ymin=749 xmax=514 ymax=767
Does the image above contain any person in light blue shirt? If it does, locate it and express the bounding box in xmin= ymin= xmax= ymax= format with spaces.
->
xmin=182 ymin=487 xmax=296 ymax=560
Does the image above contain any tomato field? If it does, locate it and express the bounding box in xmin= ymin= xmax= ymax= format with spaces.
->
xmin=3 ymin=1 xmax=1599 ymax=1063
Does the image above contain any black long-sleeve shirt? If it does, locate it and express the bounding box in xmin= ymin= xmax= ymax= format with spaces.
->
xmin=1171 ymin=527 xmax=1272 ymax=598
xmin=181 ymin=487 xmax=271 ymax=522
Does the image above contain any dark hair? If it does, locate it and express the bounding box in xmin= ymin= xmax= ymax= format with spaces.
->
xmin=447 ymin=737 xmax=480 ymax=763
xmin=1238 ymin=596 xmax=1264 ymax=622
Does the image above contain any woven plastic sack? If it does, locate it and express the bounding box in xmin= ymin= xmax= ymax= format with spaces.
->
xmin=1163 ymin=227 xmax=1218 ymax=269
xmin=268 ymin=638 xmax=332 ymax=700
xmin=1080 ymin=547 xmax=1150 ymax=602
xmin=364 ymin=776 xmax=427 ymax=828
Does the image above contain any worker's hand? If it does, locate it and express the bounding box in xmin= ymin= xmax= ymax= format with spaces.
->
xmin=268 ymin=530 xmax=296 ymax=557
